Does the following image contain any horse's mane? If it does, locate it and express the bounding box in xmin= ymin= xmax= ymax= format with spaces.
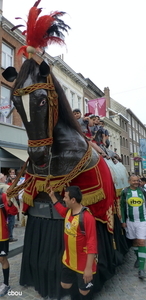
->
xmin=51 ymin=73 xmax=84 ymax=136
xmin=12 ymin=58 xmax=84 ymax=137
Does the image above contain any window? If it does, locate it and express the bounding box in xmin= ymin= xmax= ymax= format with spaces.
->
xmin=135 ymin=121 xmax=138 ymax=130
xmin=127 ymin=156 xmax=129 ymax=165
xmin=128 ymin=114 xmax=131 ymax=125
xmin=120 ymin=119 xmax=124 ymax=129
xmin=123 ymin=137 xmax=125 ymax=147
xmin=0 ymin=86 xmax=12 ymax=124
xmin=132 ymin=118 xmax=135 ymax=128
xmin=133 ymin=131 xmax=135 ymax=141
xmin=124 ymin=122 xmax=127 ymax=132
xmin=129 ymin=142 xmax=133 ymax=153
xmin=134 ymin=144 xmax=137 ymax=153
xmin=84 ymin=98 xmax=89 ymax=113
xmin=70 ymin=91 xmax=75 ymax=109
xmin=136 ymin=133 xmax=139 ymax=143
xmin=129 ymin=127 xmax=132 ymax=138
xmin=1 ymin=43 xmax=14 ymax=68
xmin=77 ymin=96 xmax=81 ymax=110
xmin=120 ymin=136 xmax=122 ymax=146
xmin=126 ymin=139 xmax=128 ymax=148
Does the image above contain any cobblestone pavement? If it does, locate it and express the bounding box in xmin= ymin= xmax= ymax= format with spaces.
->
xmin=0 ymin=249 xmax=146 ymax=300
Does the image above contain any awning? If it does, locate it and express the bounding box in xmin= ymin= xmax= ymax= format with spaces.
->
xmin=1 ymin=147 xmax=28 ymax=162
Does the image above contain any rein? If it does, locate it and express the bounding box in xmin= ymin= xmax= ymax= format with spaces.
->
xmin=7 ymin=143 xmax=92 ymax=200
xmin=13 ymin=74 xmax=58 ymax=147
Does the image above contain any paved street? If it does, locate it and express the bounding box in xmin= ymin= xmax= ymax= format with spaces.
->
xmin=0 ymin=245 xmax=146 ymax=300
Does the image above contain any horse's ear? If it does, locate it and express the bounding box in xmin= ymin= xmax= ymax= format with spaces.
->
xmin=2 ymin=67 xmax=18 ymax=82
xmin=39 ymin=61 xmax=50 ymax=77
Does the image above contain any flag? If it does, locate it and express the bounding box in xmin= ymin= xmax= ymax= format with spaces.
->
xmin=88 ymin=98 xmax=106 ymax=117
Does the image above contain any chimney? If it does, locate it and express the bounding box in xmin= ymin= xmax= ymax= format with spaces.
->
xmin=104 ymin=87 xmax=110 ymax=109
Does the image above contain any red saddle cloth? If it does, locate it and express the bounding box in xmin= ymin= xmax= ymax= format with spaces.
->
xmin=71 ymin=156 xmax=115 ymax=233
xmin=22 ymin=156 xmax=115 ymax=233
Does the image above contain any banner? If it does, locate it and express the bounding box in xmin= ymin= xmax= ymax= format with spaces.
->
xmin=0 ymin=97 xmax=14 ymax=118
xmin=139 ymin=139 xmax=146 ymax=169
xmin=88 ymin=98 xmax=106 ymax=117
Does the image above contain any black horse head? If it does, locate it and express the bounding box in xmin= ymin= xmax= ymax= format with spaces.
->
xmin=3 ymin=59 xmax=88 ymax=176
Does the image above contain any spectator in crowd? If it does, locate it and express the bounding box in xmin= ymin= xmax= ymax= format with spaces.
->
xmin=6 ymin=169 xmax=16 ymax=184
xmin=73 ymin=108 xmax=82 ymax=120
xmin=0 ymin=189 xmax=18 ymax=296
xmin=139 ymin=177 xmax=146 ymax=191
xmin=99 ymin=120 xmax=110 ymax=148
xmin=120 ymin=175 xmax=146 ymax=279
xmin=73 ymin=111 xmax=109 ymax=159
xmin=0 ymin=173 xmax=18 ymax=242
xmin=0 ymin=174 xmax=7 ymax=192
xmin=73 ymin=109 xmax=95 ymax=138
xmin=90 ymin=115 xmax=100 ymax=137
xmin=48 ymin=185 xmax=97 ymax=300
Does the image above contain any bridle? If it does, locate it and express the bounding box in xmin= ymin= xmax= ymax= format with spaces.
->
xmin=13 ymin=74 xmax=58 ymax=148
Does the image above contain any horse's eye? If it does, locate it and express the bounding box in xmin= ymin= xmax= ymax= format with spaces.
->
xmin=39 ymin=99 xmax=46 ymax=106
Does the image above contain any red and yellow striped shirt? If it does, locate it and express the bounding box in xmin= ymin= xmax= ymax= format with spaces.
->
xmin=55 ymin=202 xmax=97 ymax=273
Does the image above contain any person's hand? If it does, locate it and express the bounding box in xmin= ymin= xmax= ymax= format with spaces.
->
xmin=46 ymin=186 xmax=58 ymax=204
xmin=46 ymin=186 xmax=54 ymax=197
xmin=83 ymin=267 xmax=93 ymax=284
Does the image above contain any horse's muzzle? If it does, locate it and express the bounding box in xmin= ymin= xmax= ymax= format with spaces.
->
xmin=28 ymin=145 xmax=51 ymax=167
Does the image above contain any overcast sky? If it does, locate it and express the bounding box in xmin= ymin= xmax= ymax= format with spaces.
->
xmin=3 ymin=0 xmax=146 ymax=124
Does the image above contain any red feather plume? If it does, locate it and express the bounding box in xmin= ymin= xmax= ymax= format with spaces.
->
xmin=11 ymin=0 xmax=70 ymax=57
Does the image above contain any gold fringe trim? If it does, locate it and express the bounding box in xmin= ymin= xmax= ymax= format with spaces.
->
xmin=81 ymin=189 xmax=105 ymax=206
xmin=23 ymin=193 xmax=34 ymax=206
xmin=116 ymin=188 xmax=122 ymax=197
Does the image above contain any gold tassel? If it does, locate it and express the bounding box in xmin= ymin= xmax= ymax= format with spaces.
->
xmin=116 ymin=188 xmax=122 ymax=197
xmin=22 ymin=193 xmax=34 ymax=206
xmin=81 ymin=189 xmax=105 ymax=206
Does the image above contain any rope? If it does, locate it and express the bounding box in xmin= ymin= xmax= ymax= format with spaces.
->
xmin=7 ymin=177 xmax=33 ymax=198
xmin=28 ymin=137 xmax=53 ymax=147
xmin=7 ymin=143 xmax=92 ymax=199
xmin=13 ymin=83 xmax=56 ymax=96
xmin=45 ymin=143 xmax=92 ymax=191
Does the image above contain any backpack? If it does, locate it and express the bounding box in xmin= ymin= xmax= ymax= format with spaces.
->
xmin=79 ymin=206 xmax=89 ymax=235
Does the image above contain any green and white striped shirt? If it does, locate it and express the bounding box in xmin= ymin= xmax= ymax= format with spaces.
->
xmin=120 ymin=187 xmax=146 ymax=222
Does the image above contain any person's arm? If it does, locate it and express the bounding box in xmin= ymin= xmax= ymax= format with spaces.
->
xmin=2 ymin=194 xmax=18 ymax=215
xmin=48 ymin=186 xmax=68 ymax=218
xmin=83 ymin=254 xmax=95 ymax=283
xmin=102 ymin=133 xmax=106 ymax=146
xmin=83 ymin=212 xmax=97 ymax=283
xmin=120 ymin=190 xmax=127 ymax=228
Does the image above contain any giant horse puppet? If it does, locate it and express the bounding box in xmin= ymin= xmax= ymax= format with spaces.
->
xmin=2 ymin=1 xmax=129 ymax=299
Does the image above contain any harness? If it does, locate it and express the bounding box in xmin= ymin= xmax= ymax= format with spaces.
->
xmin=13 ymin=74 xmax=58 ymax=147
xmin=7 ymin=68 xmax=92 ymax=200
xmin=79 ymin=206 xmax=89 ymax=235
